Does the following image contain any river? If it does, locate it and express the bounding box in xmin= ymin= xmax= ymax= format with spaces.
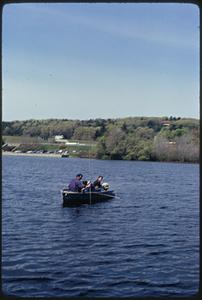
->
xmin=2 ymin=155 xmax=199 ymax=297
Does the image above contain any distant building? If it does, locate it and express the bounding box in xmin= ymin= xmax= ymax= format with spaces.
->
xmin=54 ymin=136 xmax=88 ymax=146
xmin=168 ymin=141 xmax=176 ymax=145
xmin=55 ymin=135 xmax=65 ymax=142
xmin=160 ymin=121 xmax=171 ymax=127
xmin=55 ymin=135 xmax=67 ymax=143
xmin=65 ymin=141 xmax=79 ymax=145
xmin=65 ymin=141 xmax=88 ymax=146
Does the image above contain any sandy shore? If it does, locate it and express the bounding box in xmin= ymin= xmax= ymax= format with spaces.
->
xmin=2 ymin=151 xmax=62 ymax=158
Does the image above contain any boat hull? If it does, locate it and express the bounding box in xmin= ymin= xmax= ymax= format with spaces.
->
xmin=62 ymin=190 xmax=115 ymax=206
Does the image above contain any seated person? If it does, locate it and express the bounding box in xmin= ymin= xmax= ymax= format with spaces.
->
xmin=82 ymin=180 xmax=92 ymax=192
xmin=92 ymin=176 xmax=104 ymax=191
xmin=82 ymin=180 xmax=88 ymax=187
xmin=68 ymin=174 xmax=84 ymax=192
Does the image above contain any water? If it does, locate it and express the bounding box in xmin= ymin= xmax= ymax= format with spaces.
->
xmin=2 ymin=155 xmax=199 ymax=297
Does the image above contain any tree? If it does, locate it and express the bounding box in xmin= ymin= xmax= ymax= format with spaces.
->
xmin=175 ymin=134 xmax=199 ymax=162
xmin=136 ymin=141 xmax=153 ymax=161
xmin=134 ymin=127 xmax=155 ymax=139
xmin=3 ymin=126 xmax=12 ymax=135
xmin=96 ymin=136 xmax=108 ymax=159
xmin=173 ymin=128 xmax=187 ymax=138
xmin=73 ymin=127 xmax=97 ymax=141
xmin=105 ymin=128 xmax=126 ymax=159
xmin=152 ymin=136 xmax=171 ymax=161
xmin=124 ymin=133 xmax=139 ymax=160
xmin=40 ymin=127 xmax=50 ymax=140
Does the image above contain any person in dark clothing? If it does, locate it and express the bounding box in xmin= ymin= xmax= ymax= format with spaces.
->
xmin=68 ymin=174 xmax=84 ymax=192
xmin=92 ymin=176 xmax=104 ymax=190
xmin=82 ymin=180 xmax=92 ymax=192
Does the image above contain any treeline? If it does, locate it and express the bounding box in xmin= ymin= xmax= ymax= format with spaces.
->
xmin=2 ymin=116 xmax=199 ymax=163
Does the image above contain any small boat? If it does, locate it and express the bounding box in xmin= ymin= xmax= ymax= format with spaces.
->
xmin=61 ymin=154 xmax=69 ymax=158
xmin=62 ymin=190 xmax=115 ymax=206
xmin=61 ymin=151 xmax=69 ymax=158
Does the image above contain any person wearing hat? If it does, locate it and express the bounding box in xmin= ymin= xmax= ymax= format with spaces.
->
xmin=68 ymin=174 xmax=84 ymax=192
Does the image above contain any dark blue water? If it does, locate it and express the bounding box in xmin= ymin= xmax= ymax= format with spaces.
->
xmin=2 ymin=155 xmax=199 ymax=297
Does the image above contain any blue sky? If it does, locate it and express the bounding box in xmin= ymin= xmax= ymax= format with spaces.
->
xmin=2 ymin=3 xmax=199 ymax=121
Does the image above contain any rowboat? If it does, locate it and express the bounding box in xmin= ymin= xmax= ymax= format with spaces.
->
xmin=62 ymin=190 xmax=115 ymax=206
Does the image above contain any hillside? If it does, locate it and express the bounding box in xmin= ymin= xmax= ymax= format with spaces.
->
xmin=2 ymin=116 xmax=199 ymax=163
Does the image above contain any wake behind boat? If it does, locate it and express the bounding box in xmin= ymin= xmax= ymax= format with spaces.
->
xmin=62 ymin=190 xmax=115 ymax=206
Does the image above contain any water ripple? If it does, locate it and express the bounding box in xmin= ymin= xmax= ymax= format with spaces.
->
xmin=2 ymin=156 xmax=199 ymax=297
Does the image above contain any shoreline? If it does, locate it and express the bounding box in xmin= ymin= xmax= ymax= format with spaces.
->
xmin=2 ymin=151 xmax=61 ymax=158
xmin=2 ymin=151 xmax=199 ymax=164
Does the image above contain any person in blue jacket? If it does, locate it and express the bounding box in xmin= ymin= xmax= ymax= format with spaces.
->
xmin=68 ymin=174 xmax=84 ymax=192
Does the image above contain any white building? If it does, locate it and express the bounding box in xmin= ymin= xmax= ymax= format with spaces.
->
xmin=65 ymin=141 xmax=79 ymax=145
xmin=55 ymin=135 xmax=65 ymax=142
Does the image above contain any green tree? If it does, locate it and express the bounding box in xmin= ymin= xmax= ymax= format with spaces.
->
xmin=173 ymin=128 xmax=188 ymax=138
xmin=96 ymin=136 xmax=107 ymax=159
xmin=105 ymin=128 xmax=126 ymax=159
xmin=134 ymin=127 xmax=155 ymax=139
xmin=73 ymin=127 xmax=97 ymax=141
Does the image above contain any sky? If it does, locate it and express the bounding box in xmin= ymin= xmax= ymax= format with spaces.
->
xmin=2 ymin=2 xmax=200 ymax=121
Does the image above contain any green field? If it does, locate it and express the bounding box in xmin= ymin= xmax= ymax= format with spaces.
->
xmin=3 ymin=135 xmax=44 ymax=144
